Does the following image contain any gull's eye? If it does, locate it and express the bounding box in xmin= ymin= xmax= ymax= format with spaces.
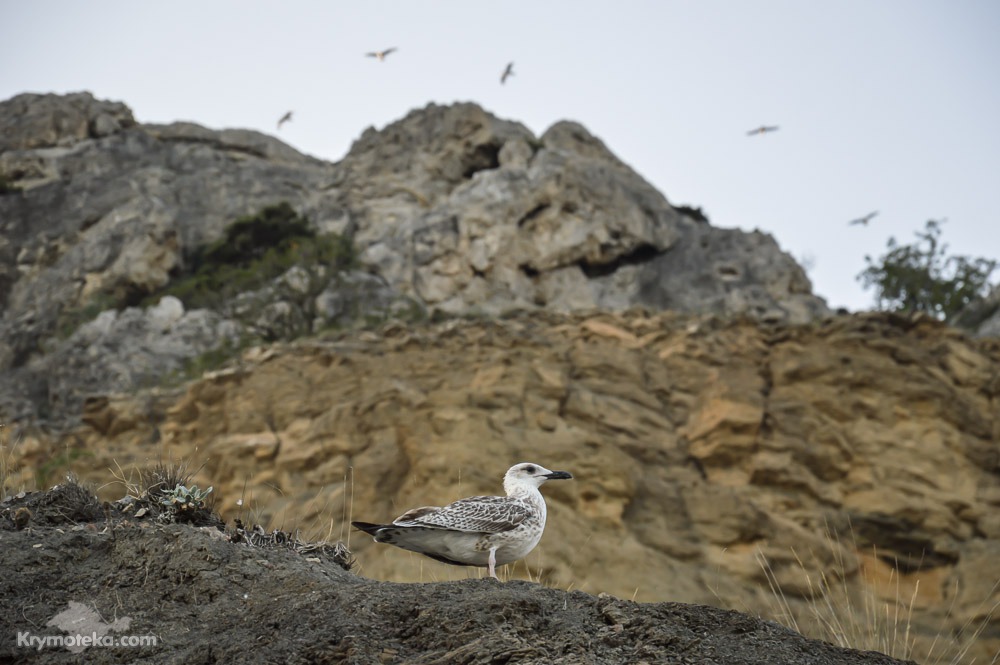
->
xmin=524 ymin=465 xmax=536 ymax=474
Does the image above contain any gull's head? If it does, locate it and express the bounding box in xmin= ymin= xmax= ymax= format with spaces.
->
xmin=503 ymin=462 xmax=573 ymax=493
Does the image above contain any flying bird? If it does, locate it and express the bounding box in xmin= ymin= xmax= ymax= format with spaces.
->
xmin=501 ymin=62 xmax=515 ymax=85
xmin=747 ymin=125 xmax=780 ymax=136
xmin=277 ymin=111 xmax=293 ymax=130
xmin=353 ymin=462 xmax=573 ymax=579
xmin=849 ymin=211 xmax=879 ymax=226
xmin=366 ymin=47 xmax=397 ymax=61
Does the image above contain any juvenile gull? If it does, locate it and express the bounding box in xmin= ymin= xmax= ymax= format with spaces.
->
xmin=353 ymin=462 xmax=573 ymax=579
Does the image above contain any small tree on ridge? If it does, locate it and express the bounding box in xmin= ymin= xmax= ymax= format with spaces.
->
xmin=857 ymin=219 xmax=997 ymax=320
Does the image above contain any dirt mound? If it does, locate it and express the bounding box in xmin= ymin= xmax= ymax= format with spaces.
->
xmin=1 ymin=483 xmax=910 ymax=664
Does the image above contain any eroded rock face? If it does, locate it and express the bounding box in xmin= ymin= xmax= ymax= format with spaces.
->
xmin=342 ymin=107 xmax=825 ymax=322
xmin=0 ymin=93 xmax=341 ymax=372
xmin=1 ymin=93 xmax=826 ymax=424
xmin=9 ymin=310 xmax=997 ymax=661
xmin=0 ymin=91 xmax=135 ymax=154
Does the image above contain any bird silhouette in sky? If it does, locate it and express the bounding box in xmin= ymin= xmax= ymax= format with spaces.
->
xmin=366 ymin=48 xmax=397 ymax=61
xmin=501 ymin=62 xmax=514 ymax=84
xmin=277 ymin=111 xmax=293 ymax=130
xmin=747 ymin=125 xmax=780 ymax=136
xmin=848 ymin=211 xmax=879 ymax=226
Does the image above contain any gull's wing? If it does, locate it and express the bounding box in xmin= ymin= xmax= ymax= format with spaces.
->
xmin=393 ymin=495 xmax=533 ymax=534
xmin=383 ymin=47 xmax=397 ymax=56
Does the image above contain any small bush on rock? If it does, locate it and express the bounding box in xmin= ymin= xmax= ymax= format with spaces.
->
xmin=155 ymin=202 xmax=356 ymax=312
xmin=858 ymin=219 xmax=996 ymax=320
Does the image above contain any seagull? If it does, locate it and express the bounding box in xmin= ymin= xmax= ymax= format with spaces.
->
xmin=366 ymin=47 xmax=397 ymax=62
xmin=747 ymin=125 xmax=779 ymax=136
xmin=353 ymin=462 xmax=573 ymax=579
xmin=501 ymin=62 xmax=515 ymax=85
xmin=277 ymin=111 xmax=293 ymax=130
xmin=848 ymin=210 xmax=879 ymax=226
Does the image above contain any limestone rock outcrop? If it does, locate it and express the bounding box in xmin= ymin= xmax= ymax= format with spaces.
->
xmin=0 ymin=91 xmax=135 ymax=154
xmin=0 ymin=93 xmax=339 ymax=370
xmin=340 ymin=106 xmax=825 ymax=322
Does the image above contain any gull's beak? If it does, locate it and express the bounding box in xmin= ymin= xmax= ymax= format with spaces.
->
xmin=543 ymin=470 xmax=573 ymax=480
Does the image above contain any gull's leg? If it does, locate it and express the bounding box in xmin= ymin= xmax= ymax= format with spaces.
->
xmin=488 ymin=546 xmax=499 ymax=580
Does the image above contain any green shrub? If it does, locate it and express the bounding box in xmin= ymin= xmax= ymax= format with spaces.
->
xmin=153 ymin=202 xmax=355 ymax=311
xmin=857 ymin=219 xmax=997 ymax=320
xmin=189 ymin=202 xmax=312 ymax=272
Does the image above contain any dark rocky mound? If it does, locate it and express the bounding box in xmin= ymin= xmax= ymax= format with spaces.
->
xmin=0 ymin=483 xmax=912 ymax=664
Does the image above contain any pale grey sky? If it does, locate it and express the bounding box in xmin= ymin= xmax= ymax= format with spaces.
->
xmin=2 ymin=1 xmax=998 ymax=311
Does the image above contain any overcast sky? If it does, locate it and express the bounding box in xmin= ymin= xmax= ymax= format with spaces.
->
xmin=2 ymin=1 xmax=998 ymax=311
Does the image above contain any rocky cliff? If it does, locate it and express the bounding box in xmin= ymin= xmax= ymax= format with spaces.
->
xmin=1 ymin=91 xmax=826 ymax=426
xmin=2 ymin=92 xmax=999 ymax=662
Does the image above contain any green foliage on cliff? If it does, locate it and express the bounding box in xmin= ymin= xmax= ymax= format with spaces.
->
xmin=857 ymin=219 xmax=997 ymax=320
xmin=157 ymin=202 xmax=355 ymax=311
xmin=190 ymin=202 xmax=313 ymax=272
